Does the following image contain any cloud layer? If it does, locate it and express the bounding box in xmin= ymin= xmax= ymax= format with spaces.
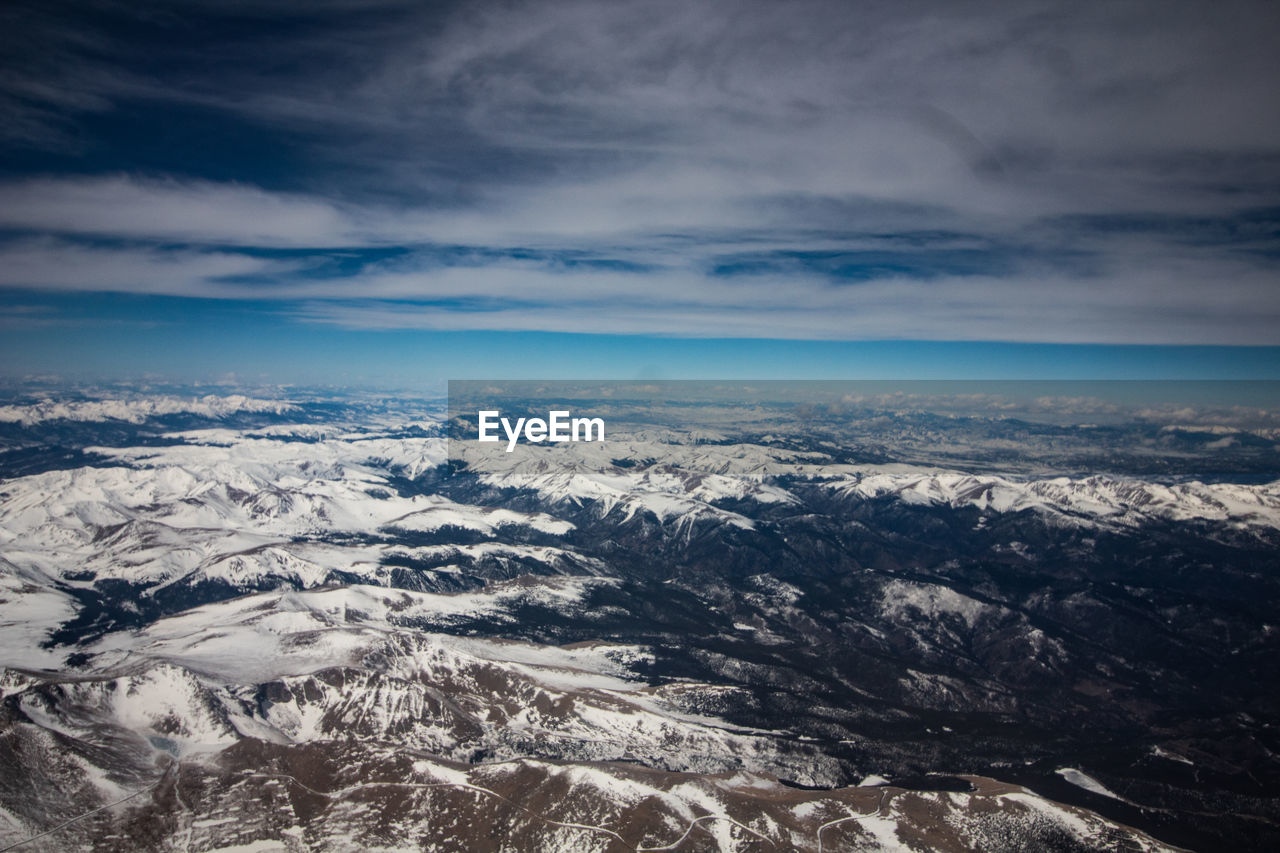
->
xmin=1 ymin=0 xmax=1278 ymax=344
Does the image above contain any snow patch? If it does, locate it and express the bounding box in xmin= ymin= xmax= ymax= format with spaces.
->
xmin=1055 ymin=767 xmax=1123 ymax=801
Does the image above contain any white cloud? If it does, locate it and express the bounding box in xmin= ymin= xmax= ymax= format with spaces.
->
xmin=0 ymin=227 xmax=1275 ymax=345
xmin=289 ymin=264 xmax=1280 ymax=346
xmin=0 ymin=238 xmax=295 ymax=294
xmin=0 ymin=176 xmax=357 ymax=247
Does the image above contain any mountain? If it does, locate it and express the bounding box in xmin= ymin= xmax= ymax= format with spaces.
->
xmin=1 ymin=586 xmax=1176 ymax=852
xmin=2 ymin=388 xmax=1278 ymax=850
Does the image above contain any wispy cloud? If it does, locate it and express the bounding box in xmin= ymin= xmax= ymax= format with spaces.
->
xmin=0 ymin=177 xmax=357 ymax=246
xmin=288 ymin=260 xmax=1280 ymax=346
xmin=0 ymin=237 xmax=298 ymax=294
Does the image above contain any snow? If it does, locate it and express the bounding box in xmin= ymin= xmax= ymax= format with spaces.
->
xmin=0 ymin=426 xmax=585 ymax=639
xmin=0 ymin=805 xmax=32 ymax=845
xmin=1151 ymin=746 xmax=1194 ymax=765
xmin=15 ymin=663 xmax=237 ymax=757
xmin=85 ymin=579 xmax=605 ymax=683
xmin=34 ymin=575 xmax=821 ymax=780
xmin=461 ymin=431 xmax=1280 ymax=532
xmin=559 ymin=764 xmax=694 ymax=816
xmin=5 ymin=417 xmax=1275 ymax=661
xmin=827 ymin=468 xmax=1280 ymax=530
xmin=1055 ymin=767 xmax=1124 ymax=800
xmin=446 ymin=638 xmax=653 ymax=687
xmin=791 ymin=801 xmax=824 ymax=819
xmin=1000 ymin=791 xmax=1107 ymax=845
xmin=880 ymin=579 xmax=999 ymax=628
xmin=0 ymin=558 xmax=77 ymax=669
xmin=413 ymin=760 xmax=473 ymax=788
xmin=456 ymin=439 xmax=799 ymax=531
xmin=0 ymin=394 xmax=297 ymax=426
xmin=853 ymin=814 xmax=913 ymax=851
xmin=1003 ymin=788 xmax=1182 ymax=845
xmin=384 ymin=495 xmax=572 ymax=536
xmin=0 ymin=403 xmax=1215 ymax=853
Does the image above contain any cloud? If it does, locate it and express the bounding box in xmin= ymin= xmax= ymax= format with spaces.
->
xmin=0 ymin=213 xmax=1276 ymax=345
xmin=0 ymin=0 xmax=1278 ymax=346
xmin=298 ymin=0 xmax=1280 ymax=218
xmin=0 ymin=177 xmax=358 ymax=247
xmin=13 ymin=1 xmax=1280 ymax=220
xmin=0 ymin=237 xmax=297 ymax=295
xmin=286 ymin=251 xmax=1280 ymax=345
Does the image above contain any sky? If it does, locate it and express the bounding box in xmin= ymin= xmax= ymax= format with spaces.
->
xmin=1 ymin=0 xmax=1279 ymax=385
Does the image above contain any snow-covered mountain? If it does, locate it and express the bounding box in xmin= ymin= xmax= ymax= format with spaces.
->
xmin=458 ymin=435 xmax=1280 ymax=532
xmin=1 ymin=583 xmax=1177 ymax=852
xmin=0 ymin=394 xmax=298 ymax=426
xmin=2 ymin=391 xmax=1278 ymax=850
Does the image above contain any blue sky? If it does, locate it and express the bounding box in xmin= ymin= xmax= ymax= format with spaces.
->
xmin=2 ymin=0 xmax=1279 ymax=383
